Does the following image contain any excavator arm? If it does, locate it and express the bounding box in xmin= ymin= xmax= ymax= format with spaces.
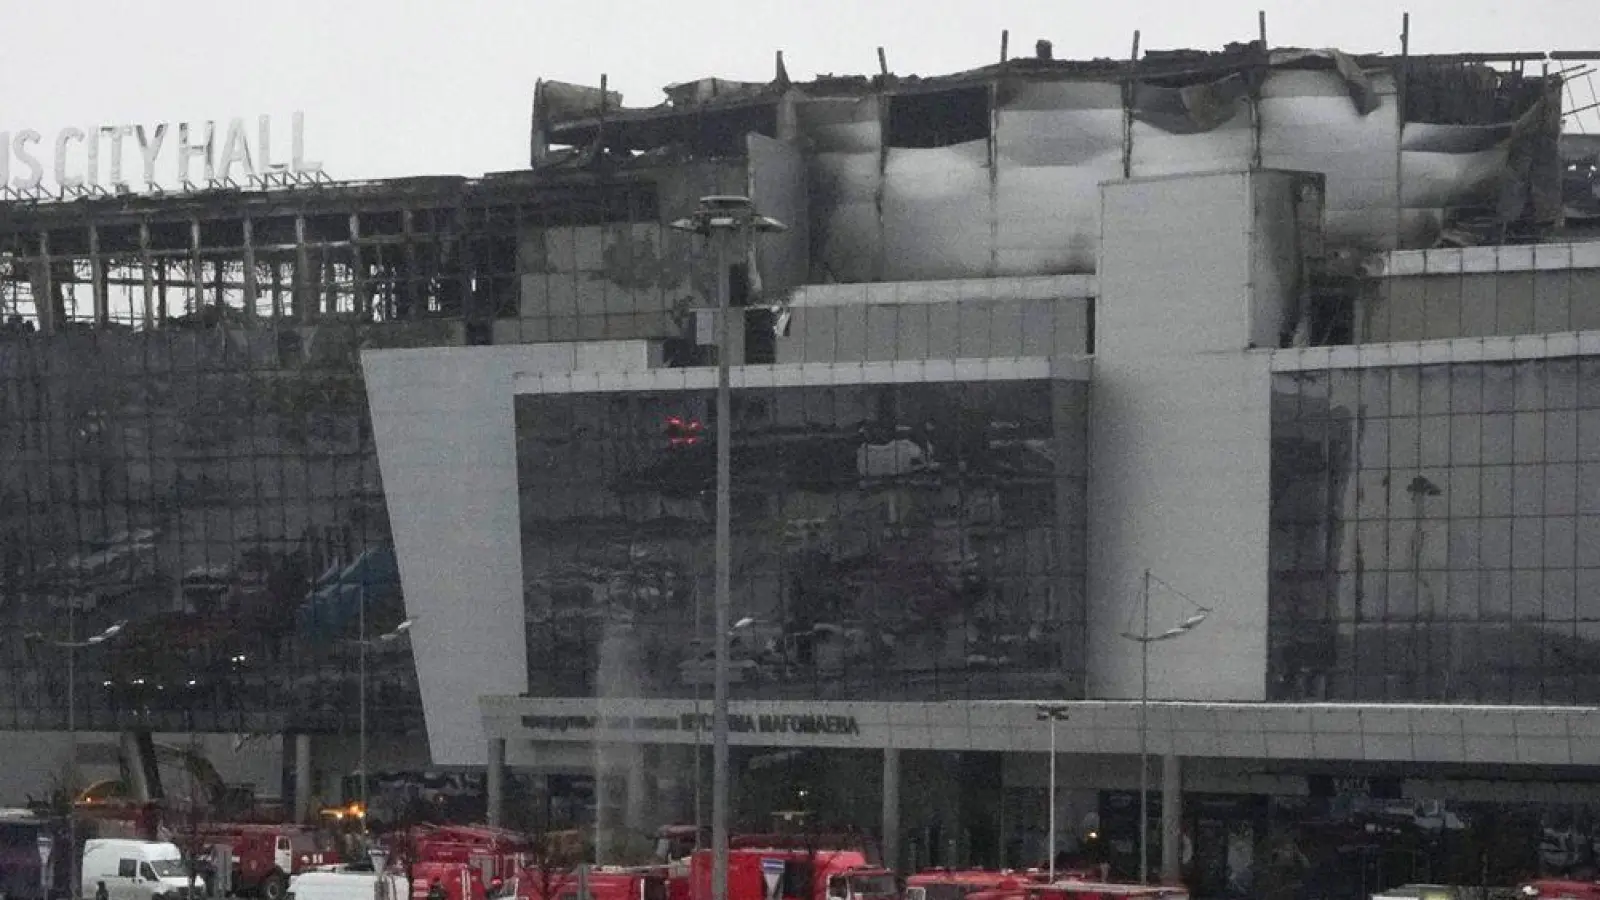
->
xmin=105 ymin=730 xmax=233 ymax=812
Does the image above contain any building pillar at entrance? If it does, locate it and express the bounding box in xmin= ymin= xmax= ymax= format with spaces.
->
xmin=882 ymin=748 xmax=901 ymax=871
xmin=1160 ymin=753 xmax=1182 ymax=885
xmin=293 ymin=733 xmax=312 ymax=823
xmin=625 ymin=746 xmax=649 ymax=832
xmin=486 ymin=738 xmax=506 ymax=827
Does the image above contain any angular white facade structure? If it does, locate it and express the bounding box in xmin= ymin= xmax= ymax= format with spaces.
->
xmin=367 ymin=138 xmax=1600 ymax=887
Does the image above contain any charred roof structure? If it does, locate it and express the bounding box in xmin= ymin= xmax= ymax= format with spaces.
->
xmin=0 ymin=39 xmax=1595 ymax=338
xmin=0 ymin=173 xmax=661 ymax=334
xmin=535 ymin=42 xmax=1596 ymax=282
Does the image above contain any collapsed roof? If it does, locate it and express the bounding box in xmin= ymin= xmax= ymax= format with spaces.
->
xmin=530 ymin=42 xmax=1596 ymax=278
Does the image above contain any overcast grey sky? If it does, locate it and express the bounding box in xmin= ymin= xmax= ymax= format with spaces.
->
xmin=3 ymin=0 xmax=1595 ymax=183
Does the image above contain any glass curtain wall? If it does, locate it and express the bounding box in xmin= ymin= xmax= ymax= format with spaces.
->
xmin=1270 ymin=358 xmax=1600 ymax=703
xmin=0 ymin=326 xmax=418 ymax=734
xmin=516 ymin=378 xmax=1088 ymax=701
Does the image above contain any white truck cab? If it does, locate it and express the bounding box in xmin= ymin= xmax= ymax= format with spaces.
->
xmin=81 ymin=839 xmax=194 ymax=900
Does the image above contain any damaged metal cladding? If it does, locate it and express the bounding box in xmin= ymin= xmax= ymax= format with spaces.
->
xmin=535 ymin=46 xmax=1573 ymax=283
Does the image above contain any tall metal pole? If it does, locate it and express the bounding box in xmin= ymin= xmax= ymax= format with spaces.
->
xmin=711 ymin=228 xmax=733 ymax=900
xmin=67 ymin=605 xmax=76 ymax=900
xmin=693 ymin=585 xmax=704 ymax=850
xmin=1394 ymin=12 xmax=1410 ymax=254
xmin=1137 ymin=569 xmax=1151 ymax=886
xmin=360 ymin=588 xmax=368 ymax=815
xmin=1047 ymin=718 xmax=1057 ymax=882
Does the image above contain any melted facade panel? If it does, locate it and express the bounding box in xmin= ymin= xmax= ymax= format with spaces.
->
xmin=1257 ymin=69 xmax=1401 ymax=249
xmin=993 ymin=81 xmax=1123 ymax=167
xmin=881 ymin=141 xmax=992 ymax=281
xmin=992 ymin=81 xmax=1123 ymax=275
xmin=1128 ymin=78 xmax=1255 ymax=176
xmin=994 ymin=164 xmax=1111 ymax=275
xmin=803 ymin=95 xmax=883 ymax=282
xmin=746 ymin=134 xmax=810 ymax=296
xmin=537 ymin=50 xmax=1566 ymax=284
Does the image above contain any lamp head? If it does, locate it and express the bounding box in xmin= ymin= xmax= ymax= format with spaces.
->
xmin=669 ymin=196 xmax=787 ymax=236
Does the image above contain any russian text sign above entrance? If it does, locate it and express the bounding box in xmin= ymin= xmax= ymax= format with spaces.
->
xmin=497 ymin=699 xmax=885 ymax=749
xmin=521 ymin=712 xmax=863 ymax=737
xmin=484 ymin=696 xmax=1600 ymax=764
xmin=1 ymin=112 xmax=322 ymax=195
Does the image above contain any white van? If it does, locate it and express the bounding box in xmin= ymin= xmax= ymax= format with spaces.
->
xmin=80 ymin=840 xmax=195 ymax=900
xmin=288 ymin=866 xmax=409 ymax=900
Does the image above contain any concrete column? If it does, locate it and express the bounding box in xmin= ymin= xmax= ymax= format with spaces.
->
xmin=293 ymin=733 xmax=313 ymax=823
xmin=625 ymin=745 xmax=649 ymax=832
xmin=881 ymin=748 xmax=901 ymax=872
xmin=1160 ymin=753 xmax=1183 ymax=885
xmin=486 ymin=738 xmax=506 ymax=827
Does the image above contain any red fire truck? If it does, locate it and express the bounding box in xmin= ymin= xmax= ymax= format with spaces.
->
xmin=1518 ymin=881 xmax=1600 ymax=900
xmin=494 ymin=866 xmax=669 ymax=900
xmin=410 ymin=861 xmax=488 ymax=900
xmin=683 ymin=846 xmax=896 ymax=900
xmin=904 ymin=870 xmax=1048 ymax=900
xmin=391 ymin=825 xmax=548 ymax=898
xmin=191 ymin=822 xmax=341 ymax=900
xmin=966 ymin=880 xmax=1187 ymax=900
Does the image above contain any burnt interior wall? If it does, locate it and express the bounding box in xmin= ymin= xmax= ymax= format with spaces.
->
xmin=502 ymin=160 xmax=748 ymax=349
xmin=774 ymin=295 xmax=1091 ymax=364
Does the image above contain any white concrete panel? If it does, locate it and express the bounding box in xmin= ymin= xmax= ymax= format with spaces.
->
xmin=1362 ymin=733 xmax=1416 ymax=760
xmin=1087 ymin=351 xmax=1272 ymax=701
xmin=1410 ymin=733 xmax=1467 ymax=763
xmin=1098 ymin=172 xmax=1253 ymax=354
xmin=790 ymin=275 xmax=1096 ymax=307
xmin=1090 ymin=173 xmax=1276 ymax=703
xmin=513 ymin=358 xmax=1075 ymax=397
xmin=362 ymin=342 xmax=652 ymax=766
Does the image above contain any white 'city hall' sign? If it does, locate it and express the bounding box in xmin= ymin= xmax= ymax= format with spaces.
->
xmin=0 ymin=112 xmax=321 ymax=193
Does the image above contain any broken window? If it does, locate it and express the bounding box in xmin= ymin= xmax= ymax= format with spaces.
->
xmin=688 ymin=106 xmax=779 ymax=156
xmin=886 ymin=86 xmax=990 ymax=148
xmin=727 ymin=262 xmax=775 ymax=365
xmin=526 ymin=183 xmax=658 ymax=227
xmin=1402 ymin=60 xmax=1548 ymax=124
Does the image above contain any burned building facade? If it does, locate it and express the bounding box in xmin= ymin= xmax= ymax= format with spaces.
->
xmin=4 ymin=35 xmax=1600 ymax=896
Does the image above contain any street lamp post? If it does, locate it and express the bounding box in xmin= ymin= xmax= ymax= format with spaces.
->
xmin=692 ymin=584 xmax=703 ymax=851
xmin=690 ymin=615 xmax=757 ymax=851
xmin=669 ymin=197 xmax=785 ymax=900
xmin=1119 ymin=570 xmax=1207 ymax=886
xmin=353 ymin=617 xmax=416 ymax=815
xmin=27 ymin=619 xmax=126 ymax=899
xmin=1034 ymin=705 xmax=1070 ymax=881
